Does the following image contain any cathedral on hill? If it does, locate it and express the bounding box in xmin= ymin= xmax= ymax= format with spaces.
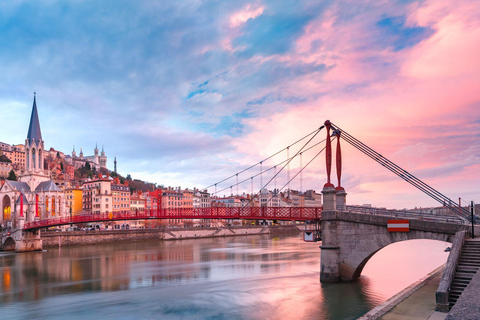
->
xmin=66 ymin=143 xmax=107 ymax=171
xmin=0 ymin=95 xmax=66 ymax=229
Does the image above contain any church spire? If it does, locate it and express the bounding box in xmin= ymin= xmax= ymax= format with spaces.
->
xmin=27 ymin=93 xmax=42 ymax=142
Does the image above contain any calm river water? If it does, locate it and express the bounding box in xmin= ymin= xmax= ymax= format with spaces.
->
xmin=0 ymin=233 xmax=449 ymax=320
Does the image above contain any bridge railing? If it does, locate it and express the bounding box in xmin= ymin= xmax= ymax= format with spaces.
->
xmin=23 ymin=207 xmax=323 ymax=230
xmin=339 ymin=205 xmax=465 ymax=224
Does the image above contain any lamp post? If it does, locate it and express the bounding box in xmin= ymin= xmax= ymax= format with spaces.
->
xmin=471 ymin=201 xmax=475 ymax=239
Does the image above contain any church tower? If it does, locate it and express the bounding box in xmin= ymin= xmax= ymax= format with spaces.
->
xmin=25 ymin=94 xmax=44 ymax=173
xmin=99 ymin=145 xmax=107 ymax=168
xmin=72 ymin=145 xmax=77 ymax=158
xmin=20 ymin=93 xmax=50 ymax=191
xmin=94 ymin=143 xmax=99 ymax=165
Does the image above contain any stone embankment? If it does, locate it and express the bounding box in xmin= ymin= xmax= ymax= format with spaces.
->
xmin=42 ymin=225 xmax=301 ymax=247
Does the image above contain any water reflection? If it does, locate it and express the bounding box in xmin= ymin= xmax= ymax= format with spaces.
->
xmin=0 ymin=235 xmax=448 ymax=319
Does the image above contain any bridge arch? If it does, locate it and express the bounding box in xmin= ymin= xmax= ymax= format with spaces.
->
xmin=320 ymin=211 xmax=465 ymax=282
xmin=349 ymin=237 xmax=451 ymax=280
xmin=2 ymin=237 xmax=16 ymax=251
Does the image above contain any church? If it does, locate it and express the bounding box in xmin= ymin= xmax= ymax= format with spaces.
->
xmin=1 ymin=95 xmax=66 ymax=230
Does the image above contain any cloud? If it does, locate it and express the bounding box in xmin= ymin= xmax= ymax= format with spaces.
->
xmin=0 ymin=0 xmax=479 ymax=208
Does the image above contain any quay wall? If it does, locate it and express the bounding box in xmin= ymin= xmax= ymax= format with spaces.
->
xmin=41 ymin=225 xmax=301 ymax=247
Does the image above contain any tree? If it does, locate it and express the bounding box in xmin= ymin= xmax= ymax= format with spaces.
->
xmin=7 ymin=170 xmax=17 ymax=181
xmin=126 ymin=174 xmax=132 ymax=181
xmin=85 ymin=162 xmax=91 ymax=171
xmin=0 ymin=154 xmax=11 ymax=163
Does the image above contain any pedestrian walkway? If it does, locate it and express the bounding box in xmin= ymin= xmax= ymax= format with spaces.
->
xmin=359 ymin=266 xmax=447 ymax=320
xmin=378 ymin=270 xmax=446 ymax=320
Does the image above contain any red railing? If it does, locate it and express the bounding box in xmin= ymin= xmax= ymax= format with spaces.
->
xmin=23 ymin=207 xmax=322 ymax=230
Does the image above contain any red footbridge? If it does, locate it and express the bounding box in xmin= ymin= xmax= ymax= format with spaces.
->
xmin=23 ymin=207 xmax=323 ymax=230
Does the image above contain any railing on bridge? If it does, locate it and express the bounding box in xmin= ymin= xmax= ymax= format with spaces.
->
xmin=339 ymin=205 xmax=465 ymax=224
xmin=23 ymin=207 xmax=322 ymax=230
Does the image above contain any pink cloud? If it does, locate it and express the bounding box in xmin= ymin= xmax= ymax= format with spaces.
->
xmin=232 ymin=0 xmax=480 ymax=208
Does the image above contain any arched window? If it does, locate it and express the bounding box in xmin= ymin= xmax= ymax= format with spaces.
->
xmin=51 ymin=196 xmax=56 ymax=216
xmin=2 ymin=195 xmax=11 ymax=220
xmin=32 ymin=148 xmax=36 ymax=170
xmin=46 ymin=196 xmax=50 ymax=218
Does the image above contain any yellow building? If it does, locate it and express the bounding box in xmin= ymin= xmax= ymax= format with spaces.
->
xmin=66 ymin=188 xmax=83 ymax=216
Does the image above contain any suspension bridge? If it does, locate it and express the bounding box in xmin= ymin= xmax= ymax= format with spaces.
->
xmin=2 ymin=121 xmax=477 ymax=295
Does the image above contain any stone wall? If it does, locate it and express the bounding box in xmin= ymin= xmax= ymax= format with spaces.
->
xmin=42 ymin=225 xmax=300 ymax=248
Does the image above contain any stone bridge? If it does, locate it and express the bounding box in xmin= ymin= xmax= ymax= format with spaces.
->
xmin=320 ymin=210 xmax=468 ymax=282
xmin=1 ymin=227 xmax=42 ymax=252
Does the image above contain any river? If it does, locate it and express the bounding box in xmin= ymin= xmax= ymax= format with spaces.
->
xmin=0 ymin=233 xmax=449 ymax=319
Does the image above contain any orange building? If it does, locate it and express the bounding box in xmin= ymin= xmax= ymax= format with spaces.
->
xmin=66 ymin=188 xmax=83 ymax=216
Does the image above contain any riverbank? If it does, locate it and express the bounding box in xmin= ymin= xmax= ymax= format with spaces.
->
xmin=41 ymin=225 xmax=301 ymax=247
xmin=359 ymin=265 xmax=447 ymax=320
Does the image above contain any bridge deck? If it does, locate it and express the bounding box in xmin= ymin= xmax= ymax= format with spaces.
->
xmin=23 ymin=207 xmax=322 ymax=230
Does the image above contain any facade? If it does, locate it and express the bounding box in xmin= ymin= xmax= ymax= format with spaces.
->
xmin=111 ymin=177 xmax=130 ymax=212
xmin=193 ymin=189 xmax=210 ymax=208
xmin=212 ymin=196 xmax=242 ymax=207
xmin=130 ymin=191 xmax=145 ymax=212
xmin=82 ymin=176 xmax=112 ymax=215
xmin=0 ymin=161 xmax=13 ymax=179
xmin=304 ymin=190 xmax=322 ymax=207
xmin=1 ymin=144 xmax=26 ymax=171
xmin=66 ymin=188 xmax=83 ymax=215
xmin=259 ymin=189 xmax=282 ymax=207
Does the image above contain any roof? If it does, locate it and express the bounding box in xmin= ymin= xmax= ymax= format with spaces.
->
xmin=27 ymin=95 xmax=42 ymax=142
xmin=16 ymin=194 xmax=29 ymax=205
xmin=3 ymin=180 xmax=31 ymax=193
xmin=35 ymin=181 xmax=61 ymax=192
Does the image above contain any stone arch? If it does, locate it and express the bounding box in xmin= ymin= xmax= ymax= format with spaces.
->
xmin=348 ymin=235 xmax=453 ymax=280
xmin=2 ymin=195 xmax=11 ymax=221
xmin=2 ymin=237 xmax=15 ymax=251
xmin=319 ymin=211 xmax=465 ymax=282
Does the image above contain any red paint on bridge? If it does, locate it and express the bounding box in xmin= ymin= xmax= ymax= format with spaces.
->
xmin=23 ymin=207 xmax=322 ymax=230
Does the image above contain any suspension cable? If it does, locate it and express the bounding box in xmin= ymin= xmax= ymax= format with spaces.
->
xmin=330 ymin=122 xmax=475 ymax=222
xmin=212 ymin=138 xmax=326 ymax=195
xmin=240 ymin=126 xmax=325 ymax=209
xmin=204 ymin=127 xmax=324 ymax=190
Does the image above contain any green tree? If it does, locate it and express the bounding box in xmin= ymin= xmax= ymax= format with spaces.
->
xmin=7 ymin=170 xmax=17 ymax=181
xmin=126 ymin=174 xmax=132 ymax=181
xmin=0 ymin=154 xmax=12 ymax=163
xmin=85 ymin=162 xmax=91 ymax=171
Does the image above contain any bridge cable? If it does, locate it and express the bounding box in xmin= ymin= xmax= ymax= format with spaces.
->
xmin=340 ymin=133 xmax=471 ymax=220
xmin=239 ymin=126 xmax=325 ymax=209
xmin=339 ymin=132 xmax=471 ymax=220
xmin=330 ymin=122 xmax=476 ymax=222
xmin=212 ymin=138 xmax=326 ymax=195
xmin=262 ymin=141 xmax=330 ymax=208
xmin=204 ymin=127 xmax=324 ymax=190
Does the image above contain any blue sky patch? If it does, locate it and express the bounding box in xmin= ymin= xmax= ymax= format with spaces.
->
xmin=376 ymin=15 xmax=433 ymax=51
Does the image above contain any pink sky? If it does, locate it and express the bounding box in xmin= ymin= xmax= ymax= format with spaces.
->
xmin=232 ymin=0 xmax=480 ymax=209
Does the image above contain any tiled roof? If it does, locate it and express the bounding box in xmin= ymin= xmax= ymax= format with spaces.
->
xmin=35 ymin=181 xmax=61 ymax=192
